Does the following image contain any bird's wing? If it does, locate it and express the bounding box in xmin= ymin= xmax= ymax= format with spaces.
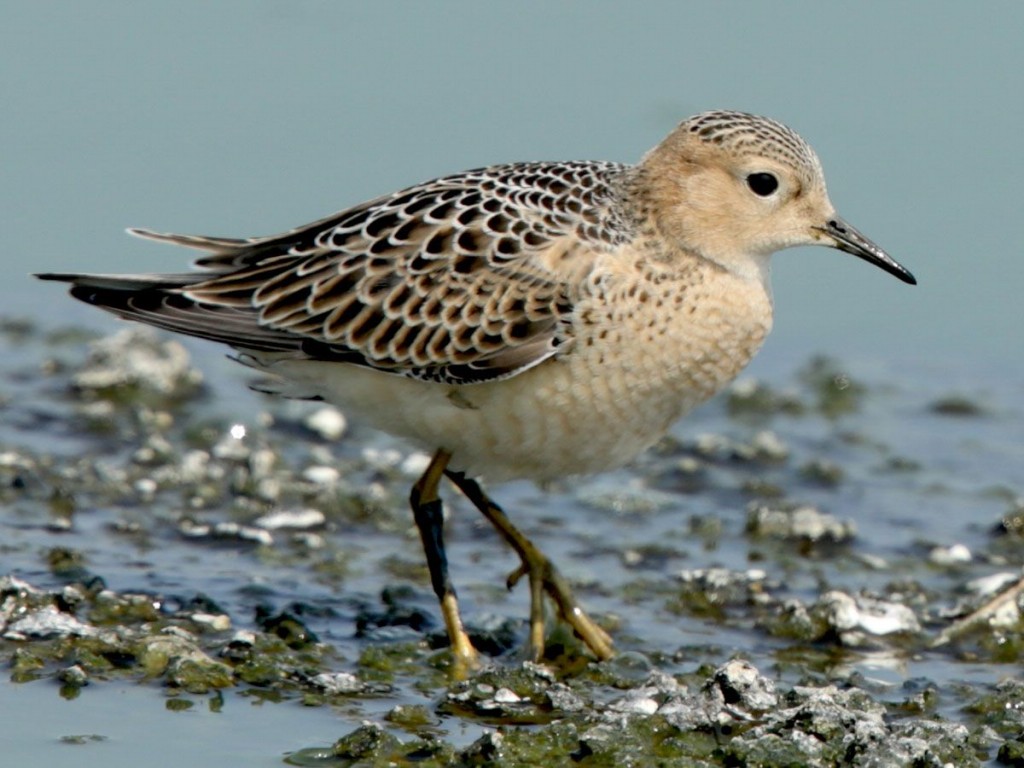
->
xmin=107 ymin=161 xmax=634 ymax=384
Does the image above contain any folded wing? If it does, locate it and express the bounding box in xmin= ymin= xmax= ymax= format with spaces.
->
xmin=39 ymin=161 xmax=631 ymax=384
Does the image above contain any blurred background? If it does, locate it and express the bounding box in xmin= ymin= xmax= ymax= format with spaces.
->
xmin=3 ymin=1 xmax=1021 ymax=375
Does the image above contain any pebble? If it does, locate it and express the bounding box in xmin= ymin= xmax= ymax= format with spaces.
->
xmin=929 ymin=543 xmax=972 ymax=566
xmin=191 ymin=612 xmax=232 ymax=632
xmin=5 ymin=605 xmax=98 ymax=640
xmin=58 ymin=664 xmax=89 ymax=686
xmin=817 ymin=591 xmax=920 ymax=643
xmin=301 ymin=465 xmax=340 ymax=485
xmin=72 ymin=328 xmax=201 ymax=395
xmin=492 ymin=687 xmax=521 ymax=704
xmin=747 ymin=501 xmax=855 ymax=543
xmin=399 ymin=451 xmax=432 ymax=478
xmin=304 ymin=406 xmax=347 ymax=441
xmin=311 ymin=671 xmax=365 ymax=694
xmin=254 ymin=508 xmax=326 ymax=530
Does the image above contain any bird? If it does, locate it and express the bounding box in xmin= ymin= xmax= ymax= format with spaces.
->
xmin=38 ymin=110 xmax=916 ymax=668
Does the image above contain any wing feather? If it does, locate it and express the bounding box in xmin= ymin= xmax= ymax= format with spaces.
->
xmin=43 ymin=161 xmax=636 ymax=384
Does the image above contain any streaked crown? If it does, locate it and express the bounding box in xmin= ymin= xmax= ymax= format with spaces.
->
xmin=679 ymin=110 xmax=824 ymax=185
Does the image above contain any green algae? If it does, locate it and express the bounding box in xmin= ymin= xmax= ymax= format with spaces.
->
xmin=798 ymin=355 xmax=867 ymax=418
xmin=3 ymin=322 xmax=1024 ymax=766
xmin=929 ymin=394 xmax=987 ymax=417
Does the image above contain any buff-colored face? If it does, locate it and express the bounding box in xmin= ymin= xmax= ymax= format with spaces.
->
xmin=642 ymin=111 xmax=915 ymax=284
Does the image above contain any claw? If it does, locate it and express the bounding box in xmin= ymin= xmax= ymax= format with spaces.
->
xmin=506 ymin=563 xmax=528 ymax=591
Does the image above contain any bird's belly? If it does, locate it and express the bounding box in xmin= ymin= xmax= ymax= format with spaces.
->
xmin=263 ymin=276 xmax=771 ymax=483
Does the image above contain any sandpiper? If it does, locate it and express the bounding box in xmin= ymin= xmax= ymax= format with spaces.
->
xmin=38 ymin=110 xmax=915 ymax=666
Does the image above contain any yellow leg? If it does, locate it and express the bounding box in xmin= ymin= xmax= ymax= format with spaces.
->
xmin=445 ymin=470 xmax=614 ymax=661
xmin=410 ymin=449 xmax=479 ymax=670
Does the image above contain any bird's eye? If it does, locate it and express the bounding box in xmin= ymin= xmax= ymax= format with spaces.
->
xmin=746 ymin=172 xmax=779 ymax=197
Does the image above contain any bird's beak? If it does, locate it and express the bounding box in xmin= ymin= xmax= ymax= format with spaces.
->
xmin=816 ymin=216 xmax=916 ymax=285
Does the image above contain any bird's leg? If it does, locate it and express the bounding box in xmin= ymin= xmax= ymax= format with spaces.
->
xmin=410 ymin=449 xmax=478 ymax=669
xmin=444 ymin=470 xmax=614 ymax=661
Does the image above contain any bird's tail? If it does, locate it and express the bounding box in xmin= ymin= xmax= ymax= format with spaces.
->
xmin=35 ymin=270 xmax=300 ymax=353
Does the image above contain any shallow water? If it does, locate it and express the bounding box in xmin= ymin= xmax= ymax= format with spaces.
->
xmin=3 ymin=679 xmax=342 ymax=768
xmin=1 ymin=318 xmax=1021 ymax=765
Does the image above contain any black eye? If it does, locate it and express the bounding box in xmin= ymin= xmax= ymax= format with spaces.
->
xmin=746 ymin=172 xmax=778 ymax=197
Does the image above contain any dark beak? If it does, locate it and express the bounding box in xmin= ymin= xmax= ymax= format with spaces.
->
xmin=817 ymin=216 xmax=916 ymax=285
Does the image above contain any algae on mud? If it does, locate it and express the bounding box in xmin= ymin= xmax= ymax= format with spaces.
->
xmin=1 ymin=319 xmax=1022 ymax=766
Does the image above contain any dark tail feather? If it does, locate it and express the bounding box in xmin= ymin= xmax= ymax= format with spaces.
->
xmin=36 ymin=271 xmax=205 ymax=291
xmin=36 ymin=272 xmax=302 ymax=354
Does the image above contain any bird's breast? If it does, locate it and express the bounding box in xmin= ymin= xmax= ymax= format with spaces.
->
xmin=435 ymin=263 xmax=773 ymax=481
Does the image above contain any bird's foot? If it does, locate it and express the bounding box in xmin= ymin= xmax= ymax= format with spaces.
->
xmin=506 ymin=551 xmax=614 ymax=661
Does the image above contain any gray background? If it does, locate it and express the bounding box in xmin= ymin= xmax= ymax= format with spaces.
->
xmin=4 ymin=1 xmax=1021 ymax=369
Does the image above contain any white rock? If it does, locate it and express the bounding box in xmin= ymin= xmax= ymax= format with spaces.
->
xmin=492 ymin=687 xmax=521 ymax=704
xmin=928 ymin=544 xmax=972 ymax=566
xmin=191 ymin=612 xmax=232 ymax=632
xmin=400 ymin=452 xmax=433 ymax=478
xmin=302 ymin=465 xmax=340 ymax=485
xmin=254 ymin=508 xmax=326 ymax=530
xmin=304 ymin=407 xmax=347 ymax=441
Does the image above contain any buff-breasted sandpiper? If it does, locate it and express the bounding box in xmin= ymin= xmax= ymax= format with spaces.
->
xmin=39 ymin=110 xmax=916 ymax=667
